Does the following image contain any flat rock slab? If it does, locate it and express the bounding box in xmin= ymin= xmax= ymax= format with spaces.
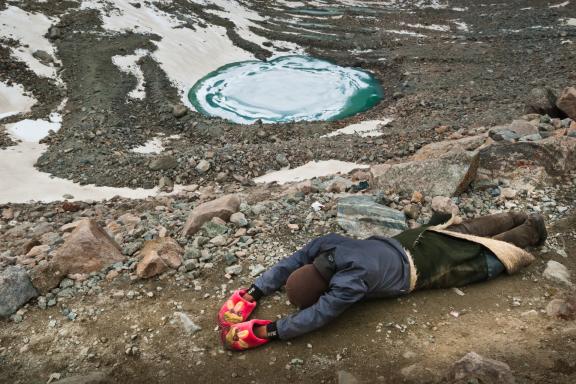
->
xmin=337 ymin=195 xmax=407 ymax=238
xmin=371 ymin=149 xmax=479 ymax=197
xmin=182 ymin=194 xmax=240 ymax=237
xmin=411 ymin=134 xmax=488 ymax=161
xmin=0 ymin=266 xmax=38 ymax=318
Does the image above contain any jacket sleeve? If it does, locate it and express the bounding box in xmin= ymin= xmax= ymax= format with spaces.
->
xmin=253 ymin=233 xmax=341 ymax=296
xmin=274 ymin=270 xmax=368 ymax=340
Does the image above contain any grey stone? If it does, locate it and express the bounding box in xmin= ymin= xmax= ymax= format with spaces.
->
xmin=371 ymin=149 xmax=479 ymax=197
xmin=337 ymin=195 xmax=407 ymax=238
xmin=0 ymin=266 xmax=38 ymax=318
xmin=543 ymin=260 xmax=572 ymax=286
xmin=172 ymin=104 xmax=188 ymax=118
xmin=518 ymin=133 xmax=542 ymax=142
xmin=195 ymin=159 xmax=211 ymax=173
xmin=225 ymin=264 xmax=243 ymax=275
xmin=489 ymin=129 xmax=520 ymax=142
xmin=32 ymin=50 xmax=54 ymax=65
xmin=158 ymin=176 xmax=174 ymax=191
xmin=224 ymin=253 xmax=238 ymax=265
xmin=230 ymin=212 xmax=248 ymax=227
xmin=149 ymin=155 xmax=178 ymax=171
xmin=175 ymin=312 xmax=201 ymax=334
xmin=184 ymin=246 xmax=201 ymax=259
xmin=48 ymin=26 xmax=61 ymax=40
xmin=447 ymin=352 xmax=515 ymax=384
xmin=201 ymin=221 xmax=228 ymax=238
xmin=337 ymin=371 xmax=359 ymax=384
xmin=183 ymin=259 xmax=198 ymax=271
xmin=525 ymin=87 xmax=558 ymax=115
xmin=275 ymin=153 xmax=289 ymax=167
xmin=250 ymin=264 xmax=266 ymax=277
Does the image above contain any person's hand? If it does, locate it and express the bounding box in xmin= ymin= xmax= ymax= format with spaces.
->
xmin=220 ymin=319 xmax=271 ymax=351
xmin=218 ymin=289 xmax=257 ymax=328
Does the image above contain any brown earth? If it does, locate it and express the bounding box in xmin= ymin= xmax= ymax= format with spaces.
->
xmin=1 ymin=212 xmax=574 ymax=384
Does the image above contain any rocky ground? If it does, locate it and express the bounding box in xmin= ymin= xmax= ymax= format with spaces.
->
xmin=1 ymin=105 xmax=576 ymax=383
xmin=1 ymin=0 xmax=576 ymax=383
xmin=1 ymin=0 xmax=575 ymax=188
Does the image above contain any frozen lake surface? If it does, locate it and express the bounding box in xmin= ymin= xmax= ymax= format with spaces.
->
xmin=189 ymin=56 xmax=383 ymax=124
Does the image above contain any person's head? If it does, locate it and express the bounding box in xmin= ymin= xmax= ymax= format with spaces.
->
xmin=285 ymin=264 xmax=329 ymax=309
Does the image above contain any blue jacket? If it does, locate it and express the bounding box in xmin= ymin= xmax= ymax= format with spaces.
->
xmin=253 ymin=233 xmax=411 ymax=339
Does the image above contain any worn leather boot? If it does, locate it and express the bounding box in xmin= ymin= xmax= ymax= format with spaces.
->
xmin=447 ymin=212 xmax=528 ymax=237
xmin=493 ymin=214 xmax=547 ymax=248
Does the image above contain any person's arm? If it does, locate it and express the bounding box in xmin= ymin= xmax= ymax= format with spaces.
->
xmin=264 ymin=271 xmax=368 ymax=340
xmin=246 ymin=234 xmax=342 ymax=300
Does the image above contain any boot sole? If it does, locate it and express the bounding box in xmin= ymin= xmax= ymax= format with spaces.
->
xmin=532 ymin=214 xmax=548 ymax=247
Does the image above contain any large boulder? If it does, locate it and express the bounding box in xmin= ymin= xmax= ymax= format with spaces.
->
xmin=337 ymin=195 xmax=407 ymax=238
xmin=556 ymin=86 xmax=576 ymax=120
xmin=31 ymin=220 xmax=124 ymax=293
xmin=447 ymin=352 xmax=515 ymax=384
xmin=371 ymin=149 xmax=479 ymax=197
xmin=182 ymin=195 xmax=241 ymax=237
xmin=53 ymin=219 xmax=124 ymax=275
xmin=0 ymin=266 xmax=38 ymax=318
xmin=136 ymin=237 xmax=183 ymax=278
xmin=525 ymin=87 xmax=559 ymax=116
xmin=479 ymin=136 xmax=576 ymax=177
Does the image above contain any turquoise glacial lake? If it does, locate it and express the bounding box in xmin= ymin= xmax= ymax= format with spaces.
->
xmin=188 ymin=56 xmax=383 ymax=124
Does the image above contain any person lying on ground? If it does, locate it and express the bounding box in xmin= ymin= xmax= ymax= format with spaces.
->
xmin=217 ymin=211 xmax=547 ymax=351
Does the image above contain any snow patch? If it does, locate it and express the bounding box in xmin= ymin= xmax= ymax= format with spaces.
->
xmin=0 ymin=142 xmax=171 ymax=203
xmin=81 ymin=0 xmax=299 ymax=106
xmin=550 ymin=1 xmax=570 ymax=8
xmin=452 ymin=21 xmax=469 ymax=32
xmin=0 ymin=81 xmax=36 ymax=120
xmin=0 ymin=6 xmax=61 ymax=80
xmin=254 ymin=160 xmax=369 ymax=185
xmin=112 ymin=49 xmax=149 ymax=100
xmin=5 ymin=114 xmax=61 ymax=143
xmin=132 ymin=137 xmax=164 ymax=154
xmin=384 ymin=30 xmax=427 ymax=38
xmin=402 ymin=23 xmax=450 ymax=32
xmin=322 ymin=119 xmax=393 ymax=138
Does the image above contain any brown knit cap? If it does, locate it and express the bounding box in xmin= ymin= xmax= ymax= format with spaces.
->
xmin=286 ymin=264 xmax=329 ymax=309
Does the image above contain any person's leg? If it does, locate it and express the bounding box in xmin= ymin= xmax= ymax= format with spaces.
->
xmin=492 ymin=214 xmax=547 ymax=248
xmin=446 ymin=212 xmax=528 ymax=237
